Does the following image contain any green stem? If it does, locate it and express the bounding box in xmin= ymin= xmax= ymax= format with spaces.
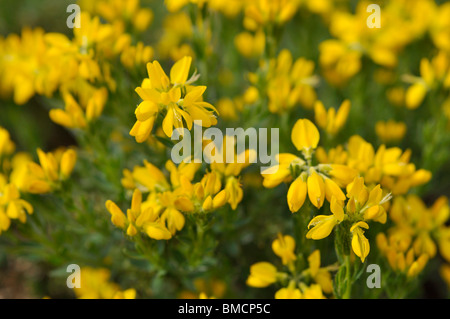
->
xmin=342 ymin=255 xmax=352 ymax=299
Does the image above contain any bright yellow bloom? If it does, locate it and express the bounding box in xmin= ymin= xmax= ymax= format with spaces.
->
xmin=206 ymin=136 xmax=256 ymax=210
xmin=388 ymin=195 xmax=450 ymax=263
xmin=306 ymin=250 xmax=333 ymax=294
xmin=0 ymin=28 xmax=58 ymax=105
xmin=286 ymin=172 xmax=307 ymax=212
xmin=159 ymin=191 xmax=190 ymax=235
xmin=116 ymin=157 xmax=237 ymax=240
xmin=79 ymin=0 xmax=153 ymax=32
xmin=248 ymin=235 xmax=334 ymax=297
xmin=319 ymin=39 xmax=362 ymax=86
xmin=50 ymin=87 xmax=108 ymax=129
xmin=430 ymin=2 xmax=450 ymax=51
xmin=307 ymin=177 xmax=391 ymax=262
xmin=275 ymin=284 xmax=302 ymax=299
xmin=0 ymin=127 xmax=15 ymax=158
xmin=243 ymin=0 xmax=300 ymax=30
xmin=14 ymin=148 xmax=77 ymax=194
xmin=272 ymin=233 xmax=296 ymax=266
xmin=345 ymin=135 xmax=431 ymax=195
xmin=106 ymin=188 xmax=172 ymax=240
xmin=299 ymin=283 xmax=326 ymax=299
xmin=262 ymin=119 xmax=356 ymax=213
xmin=306 ymin=169 xmax=325 ymax=209
xmin=0 ymin=182 xmax=33 ymax=235
xmin=234 ymin=31 xmax=265 ymax=58
xmin=74 ymin=267 xmax=136 ymax=299
xmin=120 ymin=41 xmax=154 ymax=69
xmin=375 ymin=120 xmax=407 ymax=143
xmin=320 ymin=1 xmax=435 ymax=85
xmin=275 ymin=282 xmax=326 ymax=299
xmin=291 ymin=119 xmax=320 ymax=157
xmin=404 ymin=51 xmax=450 ymax=109
xmin=350 ymin=221 xmax=370 ymax=262
xmin=263 ymin=50 xmax=318 ymax=112
xmin=131 ymin=56 xmax=218 ymax=142
xmin=306 ymin=197 xmax=344 ymax=240
xmin=377 ymin=233 xmax=429 ymax=278
xmin=246 ymin=262 xmax=279 ymax=288
xmin=314 ymin=99 xmax=351 ymax=135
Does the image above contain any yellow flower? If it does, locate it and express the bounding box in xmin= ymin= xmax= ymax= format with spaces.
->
xmin=131 ymin=56 xmax=217 ymax=141
xmin=74 ymin=267 xmax=136 ymax=299
xmin=79 ymin=0 xmax=153 ymax=32
xmin=275 ymin=285 xmax=302 ymax=299
xmin=350 ymin=221 xmax=370 ymax=262
xmin=15 ymin=148 xmax=77 ymax=194
xmin=0 ymin=127 xmax=15 ymax=157
xmin=344 ymin=135 xmax=431 ymax=195
xmin=259 ymin=50 xmax=318 ymax=113
xmin=272 ymin=233 xmax=297 ymax=266
xmin=120 ymin=41 xmax=154 ymax=69
xmin=262 ymin=119 xmax=356 ymax=213
xmin=49 ymin=88 xmax=108 ymax=129
xmin=377 ymin=233 xmax=429 ymax=278
xmin=234 ymin=31 xmax=265 ymax=58
xmin=105 ymin=199 xmax=127 ymax=229
xmin=306 ymin=169 xmax=325 ymax=209
xmin=307 ymin=177 xmax=391 ymax=262
xmin=243 ymin=0 xmax=299 ymax=30
xmin=300 ymin=283 xmax=326 ymax=299
xmin=314 ymin=99 xmax=351 ymax=135
xmin=106 ymin=189 xmax=172 ymax=240
xmin=248 ymin=235 xmax=334 ymax=297
xmin=319 ymin=39 xmax=362 ymax=86
xmin=286 ymin=172 xmax=307 ymax=212
xmin=206 ymin=136 xmax=256 ymax=210
xmin=404 ymin=51 xmax=450 ymax=109
xmin=159 ymin=191 xmax=188 ymax=235
xmin=306 ymin=196 xmax=344 ymax=240
xmin=246 ymin=262 xmax=279 ymax=288
xmin=306 ymin=250 xmax=333 ymax=294
xmin=375 ymin=120 xmax=407 ymax=143
xmin=0 ymin=183 xmax=33 ymax=235
xmin=291 ymin=119 xmax=320 ymax=157
xmin=262 ymin=153 xmax=301 ymax=188
xmin=388 ymin=195 xmax=450 ymax=263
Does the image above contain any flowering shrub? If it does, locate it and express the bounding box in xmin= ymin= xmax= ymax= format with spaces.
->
xmin=0 ymin=0 xmax=449 ymax=299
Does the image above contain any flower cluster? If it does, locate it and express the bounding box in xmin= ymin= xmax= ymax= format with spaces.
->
xmin=247 ymin=234 xmax=334 ymax=299
xmin=0 ymin=126 xmax=77 ymax=235
xmin=0 ymin=0 xmax=449 ymax=300
xmin=130 ymin=56 xmax=218 ymax=142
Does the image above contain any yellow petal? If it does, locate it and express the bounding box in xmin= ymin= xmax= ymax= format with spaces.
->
xmin=105 ymin=200 xmax=127 ymax=229
xmin=307 ymin=250 xmax=321 ymax=277
xmin=291 ymin=119 xmax=320 ymax=152
xmin=307 ymin=170 xmax=325 ymax=208
xmin=306 ymin=215 xmax=338 ymax=240
xmin=60 ymin=149 xmax=77 ymax=178
xmin=272 ymin=234 xmax=297 ymax=265
xmin=406 ymin=82 xmax=427 ymax=109
xmin=170 ymin=56 xmax=192 ymax=85
xmin=145 ymin=222 xmax=172 ymax=240
xmin=287 ymin=175 xmax=307 ymax=213
xmin=324 ymin=178 xmax=346 ymax=203
xmin=275 ymin=287 xmax=302 ymax=299
xmin=246 ymin=262 xmax=278 ymax=288
xmin=314 ymin=101 xmax=327 ymax=129
xmin=351 ymin=223 xmax=370 ymax=262
xmin=330 ymin=196 xmax=344 ymax=221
